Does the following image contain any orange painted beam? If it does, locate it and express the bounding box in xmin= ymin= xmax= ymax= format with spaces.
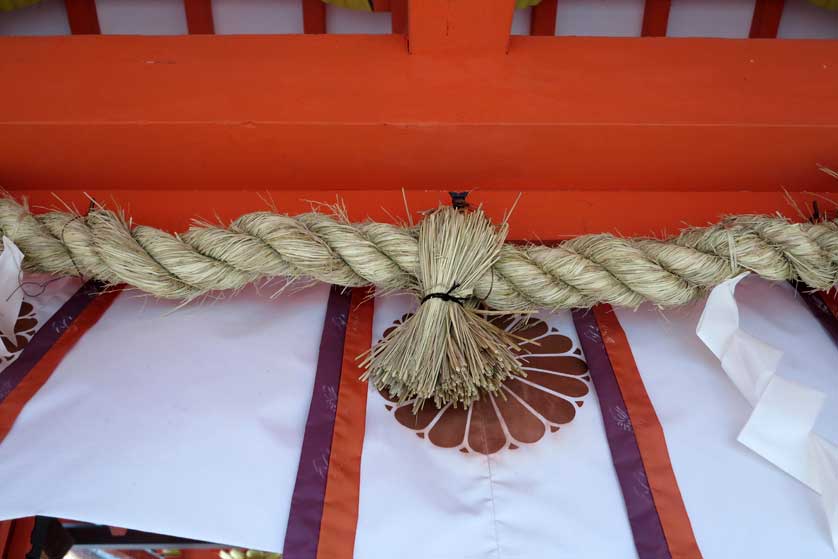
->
xmin=530 ymin=0 xmax=558 ymax=36
xmin=642 ymin=0 xmax=670 ymax=37
xmin=409 ymin=0 xmax=515 ymax=54
xmin=750 ymin=0 xmax=785 ymax=38
xmin=7 ymin=189 xmax=835 ymax=241
xmin=64 ymin=0 xmax=100 ymax=35
xmin=302 ymin=0 xmax=326 ymax=34
xmin=184 ymin=0 xmax=215 ymax=35
xmin=1 ymin=35 xmax=837 ymax=192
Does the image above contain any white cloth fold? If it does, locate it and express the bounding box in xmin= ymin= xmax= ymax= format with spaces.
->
xmin=697 ymin=273 xmax=838 ymax=551
xmin=0 ymin=236 xmax=24 ymax=353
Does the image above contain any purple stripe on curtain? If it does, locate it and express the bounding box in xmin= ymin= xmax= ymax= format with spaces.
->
xmin=0 ymin=280 xmax=101 ymax=403
xmin=793 ymin=283 xmax=838 ymax=347
xmin=572 ymin=309 xmax=672 ymax=559
xmin=283 ymin=286 xmax=352 ymax=559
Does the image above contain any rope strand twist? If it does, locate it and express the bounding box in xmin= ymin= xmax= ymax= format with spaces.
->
xmin=1 ymin=197 xmax=836 ymax=312
xmin=3 ymin=196 xmax=838 ymax=407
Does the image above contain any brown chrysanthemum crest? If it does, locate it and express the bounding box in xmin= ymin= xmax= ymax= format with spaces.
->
xmin=381 ymin=314 xmax=590 ymax=455
xmin=0 ymin=301 xmax=38 ymax=367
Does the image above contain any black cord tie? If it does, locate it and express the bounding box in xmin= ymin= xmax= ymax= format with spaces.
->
xmin=421 ymin=282 xmax=466 ymax=306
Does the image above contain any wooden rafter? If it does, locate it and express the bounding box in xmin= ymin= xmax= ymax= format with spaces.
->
xmin=64 ymin=0 xmax=100 ymax=35
xmin=184 ymin=0 xmax=215 ymax=34
xmin=530 ymin=0 xmax=558 ymax=36
xmin=750 ymin=0 xmax=785 ymax=38
xmin=641 ymin=0 xmax=670 ymax=37
xmin=303 ymin=0 xmax=327 ymax=34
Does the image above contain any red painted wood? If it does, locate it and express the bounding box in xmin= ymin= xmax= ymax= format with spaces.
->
xmin=642 ymin=0 xmax=670 ymax=37
xmin=391 ymin=0 xmax=407 ymax=34
xmin=303 ymin=0 xmax=327 ymax=34
xmin=373 ymin=0 xmax=390 ymax=11
xmin=184 ymin=0 xmax=215 ymax=34
xmin=1 ymin=35 xmax=837 ymax=193
xmin=179 ymin=552 xmax=225 ymax=559
xmin=530 ymin=0 xmax=558 ymax=36
xmin=64 ymin=0 xmax=100 ymax=35
xmin=3 ymin=519 xmax=34 ymax=559
xmin=6 ymin=189 xmax=834 ymax=242
xmin=409 ymin=0 xmax=515 ymax=54
xmin=750 ymin=0 xmax=785 ymax=38
xmin=0 ymin=521 xmax=12 ymax=559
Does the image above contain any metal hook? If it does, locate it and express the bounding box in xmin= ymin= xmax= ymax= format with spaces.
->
xmin=448 ymin=191 xmax=470 ymax=211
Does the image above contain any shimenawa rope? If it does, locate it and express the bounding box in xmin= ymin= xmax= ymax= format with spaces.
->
xmin=1 ymin=196 xmax=837 ymax=407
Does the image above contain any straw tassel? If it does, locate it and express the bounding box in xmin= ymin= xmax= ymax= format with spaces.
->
xmin=361 ymin=206 xmax=527 ymax=410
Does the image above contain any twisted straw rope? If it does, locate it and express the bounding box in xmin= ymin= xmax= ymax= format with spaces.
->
xmin=1 ymin=197 xmax=837 ymax=310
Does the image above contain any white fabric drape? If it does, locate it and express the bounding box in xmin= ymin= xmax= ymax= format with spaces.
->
xmin=0 ymin=283 xmax=330 ymax=552
xmin=0 ymin=277 xmax=836 ymax=557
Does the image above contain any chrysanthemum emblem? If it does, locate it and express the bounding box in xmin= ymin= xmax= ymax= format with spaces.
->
xmin=381 ymin=314 xmax=590 ymax=454
xmin=0 ymin=301 xmax=38 ymax=368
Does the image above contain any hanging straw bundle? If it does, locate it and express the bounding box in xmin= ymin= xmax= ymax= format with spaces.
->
xmin=361 ymin=206 xmax=526 ymax=409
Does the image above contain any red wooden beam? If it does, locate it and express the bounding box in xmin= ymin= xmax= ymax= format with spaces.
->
xmin=1 ymin=35 xmax=837 ymax=193
xmin=641 ymin=0 xmax=670 ymax=37
xmin=9 ymin=189 xmax=836 ymax=241
xmin=64 ymin=0 xmax=100 ymax=35
xmin=391 ymin=0 xmax=408 ymax=34
xmin=184 ymin=0 xmax=215 ymax=35
xmin=302 ymin=0 xmax=327 ymax=34
xmin=750 ymin=0 xmax=785 ymax=38
xmin=530 ymin=0 xmax=557 ymax=36
xmin=409 ymin=0 xmax=515 ymax=54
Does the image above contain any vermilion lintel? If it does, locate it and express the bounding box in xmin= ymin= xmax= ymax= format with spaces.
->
xmin=1 ymin=36 xmax=837 ymax=193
